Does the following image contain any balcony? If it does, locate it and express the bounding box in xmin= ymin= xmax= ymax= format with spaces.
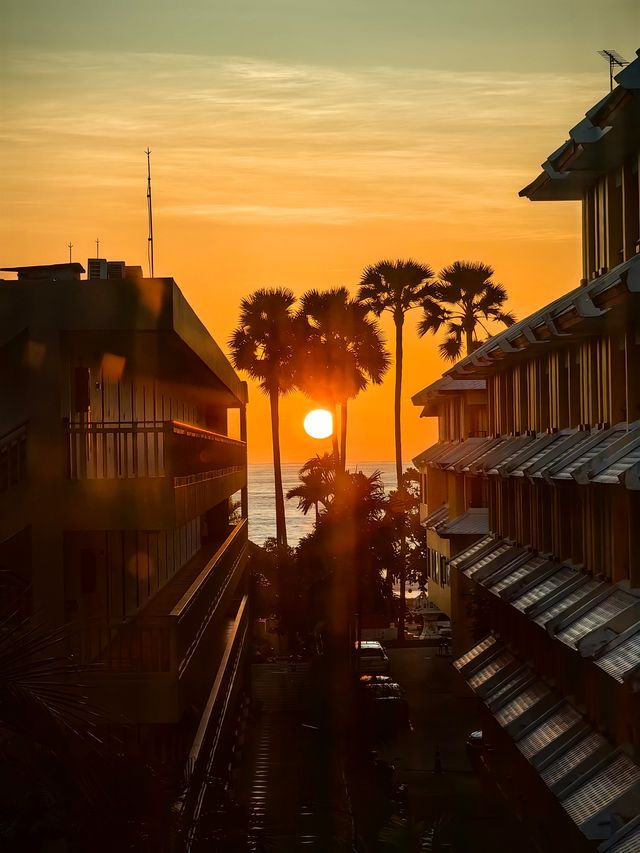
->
xmin=73 ymin=519 xmax=248 ymax=722
xmin=65 ymin=419 xmax=246 ymax=527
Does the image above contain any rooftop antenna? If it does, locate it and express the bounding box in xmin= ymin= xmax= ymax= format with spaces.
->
xmin=598 ymin=50 xmax=629 ymax=92
xmin=68 ymin=241 xmax=73 ymax=263
xmin=145 ymin=147 xmax=154 ymax=277
xmin=96 ymin=237 xmax=100 ymax=257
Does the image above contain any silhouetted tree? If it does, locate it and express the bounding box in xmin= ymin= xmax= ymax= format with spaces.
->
xmin=357 ymin=261 xmax=434 ymax=640
xmin=296 ymin=287 xmax=389 ymax=470
xmin=286 ymin=453 xmax=336 ymax=522
xmin=418 ymin=260 xmax=516 ymax=361
xmin=229 ymin=288 xmax=297 ymax=547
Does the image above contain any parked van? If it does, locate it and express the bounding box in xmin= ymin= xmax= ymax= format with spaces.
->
xmin=355 ymin=640 xmax=391 ymax=674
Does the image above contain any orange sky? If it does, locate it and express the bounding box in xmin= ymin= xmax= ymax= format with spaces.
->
xmin=2 ymin=3 xmax=638 ymax=463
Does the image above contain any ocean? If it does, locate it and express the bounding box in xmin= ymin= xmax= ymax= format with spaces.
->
xmin=247 ymin=461 xmax=403 ymax=547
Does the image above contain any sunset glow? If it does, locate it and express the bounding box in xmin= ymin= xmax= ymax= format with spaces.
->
xmin=303 ymin=409 xmax=333 ymax=440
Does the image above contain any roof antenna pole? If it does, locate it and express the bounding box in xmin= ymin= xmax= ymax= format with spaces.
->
xmin=68 ymin=242 xmax=73 ymax=263
xmin=96 ymin=237 xmax=100 ymax=257
xmin=145 ymin=147 xmax=154 ymax=278
xmin=597 ymin=50 xmax=629 ymax=92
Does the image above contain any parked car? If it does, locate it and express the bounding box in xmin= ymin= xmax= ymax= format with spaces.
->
xmin=358 ymin=680 xmax=410 ymax=735
xmin=355 ymin=640 xmax=391 ymax=675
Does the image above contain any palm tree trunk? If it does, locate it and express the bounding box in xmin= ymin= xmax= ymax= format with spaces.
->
xmin=340 ymin=401 xmax=348 ymax=471
xmin=465 ymin=322 xmax=474 ymax=356
xmin=394 ymin=315 xmax=404 ymax=489
xmin=332 ymin=402 xmax=341 ymax=471
xmin=269 ymin=387 xmax=287 ymax=547
xmin=394 ymin=312 xmax=406 ymax=641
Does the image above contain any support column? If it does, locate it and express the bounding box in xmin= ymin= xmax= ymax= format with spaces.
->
xmin=240 ymin=403 xmax=248 ymax=520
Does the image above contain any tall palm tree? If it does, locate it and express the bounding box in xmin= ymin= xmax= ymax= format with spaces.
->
xmin=357 ymin=260 xmax=434 ymax=640
xmin=418 ymin=260 xmax=516 ymax=361
xmin=357 ymin=260 xmax=434 ymax=487
xmin=229 ymin=288 xmax=297 ymax=547
xmin=296 ymin=287 xmax=390 ymax=470
xmin=286 ymin=453 xmax=335 ymax=523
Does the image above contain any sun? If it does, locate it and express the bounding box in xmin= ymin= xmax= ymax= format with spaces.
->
xmin=304 ymin=408 xmax=333 ymax=439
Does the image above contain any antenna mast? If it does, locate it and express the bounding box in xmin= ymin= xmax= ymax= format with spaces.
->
xmin=146 ymin=147 xmax=155 ymax=277
xmin=597 ymin=49 xmax=629 ymax=92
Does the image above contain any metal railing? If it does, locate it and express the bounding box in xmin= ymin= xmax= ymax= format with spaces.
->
xmin=71 ymin=520 xmax=248 ymax=674
xmin=0 ymin=422 xmax=27 ymax=492
xmin=66 ymin=419 xmax=246 ymax=480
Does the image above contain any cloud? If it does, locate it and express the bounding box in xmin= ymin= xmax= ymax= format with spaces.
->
xmin=0 ymin=50 xmax=603 ymax=230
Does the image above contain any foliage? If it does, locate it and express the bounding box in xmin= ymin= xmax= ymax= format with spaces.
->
xmin=286 ymin=453 xmax=336 ymax=521
xmin=357 ymin=259 xmax=435 ymax=638
xmin=229 ymin=287 xmax=298 ymax=546
xmin=296 ymin=287 xmax=390 ymax=468
xmin=418 ymin=260 xmax=516 ymax=361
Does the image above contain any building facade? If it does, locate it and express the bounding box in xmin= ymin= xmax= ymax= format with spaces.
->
xmin=412 ymin=52 xmax=640 ymax=851
xmin=0 ymin=259 xmax=249 ymax=770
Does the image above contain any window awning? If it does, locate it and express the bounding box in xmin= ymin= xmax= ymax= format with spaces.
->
xmin=452 ymin=633 xmax=498 ymax=674
xmin=449 ymin=436 xmax=503 ymax=472
xmin=431 ymin=436 xmax=490 ymax=469
xmin=493 ymin=680 xmax=555 ymax=738
xmin=548 ymin=425 xmax=629 ymax=482
xmin=595 ymin=628 xmax=640 ymax=685
xmin=422 ymin=503 xmax=449 ymax=529
xmin=554 ymin=589 xmax=638 ymax=651
xmin=540 ymin=731 xmax=610 ymax=791
xmin=499 ymin=431 xmax=568 ymax=477
xmin=461 ymin=540 xmax=518 ymax=579
xmin=412 ymin=441 xmax=452 ymax=468
xmin=484 ymin=554 xmax=549 ymax=596
xmin=485 ymin=434 xmax=537 ymax=475
xmin=437 ymin=508 xmax=489 ymax=537
xmin=447 ymin=535 xmax=496 ymax=572
xmin=597 ymin=818 xmax=640 ymax=852
xmin=560 ymin=752 xmax=640 ymax=840
xmin=516 ymin=703 xmax=584 ymax=765
xmin=511 ymin=565 xmax=579 ymax=612
xmin=467 ymin=435 xmax=531 ymax=475
xmin=533 ymin=578 xmax=602 ymax=628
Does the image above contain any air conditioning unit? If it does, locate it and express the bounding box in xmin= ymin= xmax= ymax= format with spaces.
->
xmin=87 ymin=258 xmax=107 ymax=279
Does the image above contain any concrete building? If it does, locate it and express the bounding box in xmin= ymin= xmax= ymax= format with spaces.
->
xmin=412 ymin=52 xmax=640 ymax=851
xmin=0 ymin=258 xmax=249 ymax=769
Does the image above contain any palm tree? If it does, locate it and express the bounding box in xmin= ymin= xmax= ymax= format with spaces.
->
xmin=357 ymin=260 xmax=434 ymax=487
xmin=229 ymin=288 xmax=297 ymax=547
xmin=296 ymin=287 xmax=389 ymax=470
xmin=418 ymin=260 xmax=516 ymax=361
xmin=286 ymin=453 xmax=335 ymax=523
xmin=357 ymin=260 xmax=434 ymax=641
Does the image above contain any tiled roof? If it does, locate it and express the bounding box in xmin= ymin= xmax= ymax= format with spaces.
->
xmin=534 ymin=579 xmax=602 ymax=627
xmin=540 ymin=731 xmax=608 ymax=788
xmin=517 ymin=704 xmax=583 ymax=762
xmin=512 ymin=565 xmax=578 ymax=612
xmin=486 ymin=554 xmax=548 ymax=595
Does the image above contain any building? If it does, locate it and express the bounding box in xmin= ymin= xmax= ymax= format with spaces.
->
xmin=412 ymin=52 xmax=640 ymax=851
xmin=0 ymin=258 xmax=250 ymax=774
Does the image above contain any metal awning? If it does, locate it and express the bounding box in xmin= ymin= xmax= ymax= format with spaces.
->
xmin=533 ymin=578 xmax=602 ymax=627
xmin=493 ymin=680 xmax=554 ymax=733
xmin=595 ymin=629 xmax=640 ymax=685
xmin=449 ymin=436 xmax=503 ymax=472
xmin=540 ymin=731 xmax=610 ymax=790
xmin=598 ymin=817 xmax=640 ymax=852
xmin=523 ymin=430 xmax=593 ymax=479
xmin=452 ymin=633 xmax=498 ymax=673
xmin=422 ymin=503 xmax=449 ymax=529
xmin=431 ymin=436 xmax=490 ymax=469
xmin=447 ymin=535 xmax=496 ymax=571
xmin=412 ymin=442 xmax=452 ymax=468
xmin=571 ymin=424 xmax=640 ymax=485
xmin=549 ymin=425 xmax=629 ymax=481
xmin=437 ymin=508 xmax=489 ymax=537
xmin=467 ymin=649 xmax=516 ymax=692
xmin=512 ymin=565 xmax=579 ymax=612
xmin=516 ymin=703 xmax=584 ymax=763
xmin=461 ymin=541 xmax=516 ymax=579
xmin=560 ymin=752 xmax=640 ymax=839
xmin=554 ymin=589 xmax=638 ymax=650
xmin=467 ymin=435 xmax=530 ymax=475
xmin=485 ymin=554 xmax=549 ymax=596
xmin=486 ymin=434 xmax=537 ymax=475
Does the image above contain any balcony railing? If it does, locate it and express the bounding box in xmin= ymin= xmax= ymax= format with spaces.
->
xmin=67 ymin=419 xmax=245 ymax=480
xmin=72 ymin=520 xmax=248 ymax=673
xmin=0 ymin=422 xmax=27 ymax=492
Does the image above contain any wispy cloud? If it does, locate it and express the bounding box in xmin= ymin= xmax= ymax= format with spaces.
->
xmin=0 ymin=50 xmax=604 ymax=230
